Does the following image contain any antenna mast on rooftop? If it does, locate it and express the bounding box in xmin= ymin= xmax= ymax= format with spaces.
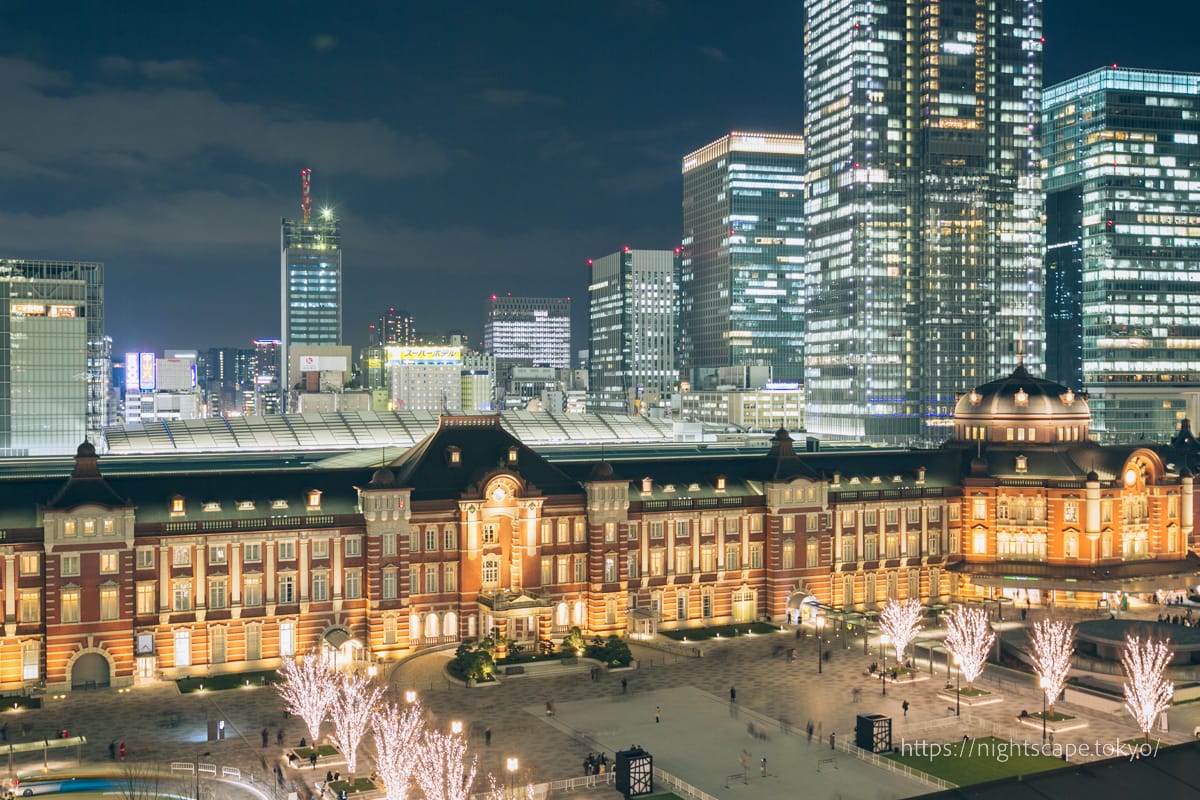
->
xmin=301 ymin=168 xmax=312 ymax=224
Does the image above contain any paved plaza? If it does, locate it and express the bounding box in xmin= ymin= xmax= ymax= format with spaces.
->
xmin=1 ymin=608 xmax=1197 ymax=800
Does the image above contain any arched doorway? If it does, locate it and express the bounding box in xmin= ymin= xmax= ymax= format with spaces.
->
xmin=71 ymin=652 xmax=111 ymax=689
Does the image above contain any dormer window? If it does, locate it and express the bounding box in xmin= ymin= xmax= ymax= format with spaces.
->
xmin=849 ymin=476 xmax=860 ymax=485
xmin=1061 ymin=389 xmax=1075 ymax=406
xmin=64 ymin=520 xmax=76 ymax=536
xmin=446 ymin=446 xmax=462 ymax=466
xmin=271 ymin=499 xmax=289 ymax=510
xmin=870 ymin=476 xmax=881 ymax=485
xmin=237 ymin=500 xmax=255 ymax=511
xmin=968 ymin=390 xmax=982 ymax=406
xmin=663 ymin=484 xmax=676 ymax=493
xmin=203 ymin=502 xmax=221 ymax=513
xmin=688 ymin=483 xmax=701 ymax=492
xmin=507 ymin=446 xmax=519 ymax=465
xmin=892 ymin=475 xmax=903 ymax=483
xmin=170 ymin=496 xmax=185 ymax=516
xmin=716 ymin=476 xmax=727 ymax=492
xmin=917 ymin=467 xmax=927 ymax=484
xmin=307 ymin=490 xmax=322 ymax=510
xmin=832 ymin=471 xmax=841 ymax=486
xmin=1015 ymin=455 xmax=1028 ymax=474
xmin=641 ymin=477 xmax=653 ymax=493
xmin=1014 ymin=388 xmax=1029 ymax=407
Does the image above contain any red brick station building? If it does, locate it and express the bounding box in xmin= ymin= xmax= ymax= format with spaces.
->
xmin=0 ymin=367 xmax=1197 ymax=692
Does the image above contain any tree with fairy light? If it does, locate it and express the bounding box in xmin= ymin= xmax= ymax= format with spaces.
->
xmin=1029 ymin=619 xmax=1074 ymax=715
xmin=413 ymin=728 xmax=478 ymax=800
xmin=878 ymin=598 xmax=923 ymax=665
xmin=330 ymin=671 xmax=384 ymax=775
xmin=276 ymin=650 xmax=338 ymax=745
xmin=1122 ymin=634 xmax=1174 ymax=743
xmin=943 ymin=606 xmax=995 ymax=689
xmin=371 ymin=700 xmax=426 ymax=800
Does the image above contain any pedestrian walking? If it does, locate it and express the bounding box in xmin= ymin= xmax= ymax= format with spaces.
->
xmin=729 ymin=686 xmax=737 ymax=703
xmin=902 ymin=700 xmax=910 ymax=717
xmin=655 ymin=705 xmax=661 ymax=724
xmin=275 ymin=765 xmax=284 ymax=786
xmin=760 ymin=757 xmax=767 ymax=777
xmin=277 ymin=728 xmax=284 ymax=746
xmin=118 ymin=741 xmax=126 ymax=761
xmin=326 ymin=771 xmax=334 ymax=784
xmin=310 ymin=751 xmax=318 ymax=769
xmin=108 ymin=740 xmax=116 ymax=760
xmin=484 ymin=727 xmax=492 ymax=746
xmin=806 ymin=721 xmax=814 ymax=743
xmin=262 ymin=728 xmax=269 ymax=748
xmin=621 ymin=677 xmax=628 ymax=693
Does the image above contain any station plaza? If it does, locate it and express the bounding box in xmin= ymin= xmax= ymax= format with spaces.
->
xmin=4 ymin=605 xmax=1199 ymax=800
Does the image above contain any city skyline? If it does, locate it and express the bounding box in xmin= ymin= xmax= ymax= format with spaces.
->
xmin=1 ymin=1 xmax=1196 ymax=356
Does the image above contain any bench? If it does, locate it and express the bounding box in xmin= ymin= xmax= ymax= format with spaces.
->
xmin=817 ymin=758 xmax=838 ymax=772
xmin=504 ymin=666 xmax=525 ymax=676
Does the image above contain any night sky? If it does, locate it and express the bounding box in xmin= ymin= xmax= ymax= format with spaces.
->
xmin=1 ymin=0 xmax=1196 ymax=356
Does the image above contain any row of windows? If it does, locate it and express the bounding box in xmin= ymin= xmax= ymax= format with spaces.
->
xmin=128 ymin=538 xmax=364 ymax=570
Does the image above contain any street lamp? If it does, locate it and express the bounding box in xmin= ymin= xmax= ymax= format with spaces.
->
xmin=953 ymin=653 xmax=961 ymax=717
xmin=816 ymin=616 xmax=825 ymax=674
xmin=404 ymin=690 xmax=417 ymax=704
xmin=506 ymin=757 xmax=520 ymax=800
xmin=880 ymin=633 xmax=890 ymax=673
xmin=881 ymin=671 xmax=887 ymax=697
xmin=1039 ymin=677 xmax=1049 ymax=744
xmin=450 ymin=720 xmax=464 ymax=736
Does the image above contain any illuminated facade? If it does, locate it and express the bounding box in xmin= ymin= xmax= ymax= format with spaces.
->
xmin=281 ymin=212 xmax=342 ymax=399
xmin=1043 ymin=67 xmax=1200 ymax=442
xmin=386 ymin=346 xmax=463 ymax=412
xmin=370 ymin=307 xmax=416 ymax=347
xmin=679 ymin=133 xmax=805 ymax=384
xmin=0 ymin=260 xmax=91 ymax=455
xmin=6 ymin=371 xmax=1196 ymax=693
xmin=803 ymin=0 xmax=1044 ymax=442
xmin=484 ymin=296 xmax=571 ymax=370
xmin=588 ymin=248 xmax=678 ymax=414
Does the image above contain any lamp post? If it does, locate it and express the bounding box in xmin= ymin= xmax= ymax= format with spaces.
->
xmin=953 ymin=654 xmax=961 ymax=717
xmin=404 ymin=689 xmax=417 ymax=704
xmin=816 ymin=616 xmax=825 ymax=674
xmin=451 ymin=720 xmax=463 ymax=736
xmin=881 ymin=671 xmax=887 ymax=697
xmin=506 ymin=757 xmax=520 ymax=800
xmin=1039 ymin=677 xmax=1049 ymax=744
xmin=880 ymin=633 xmax=890 ymax=673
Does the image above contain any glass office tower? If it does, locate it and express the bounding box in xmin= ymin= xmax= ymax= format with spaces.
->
xmin=680 ymin=133 xmax=805 ymax=385
xmin=281 ymin=211 xmax=342 ymax=400
xmin=0 ymin=260 xmax=90 ymax=455
xmin=803 ymin=0 xmax=1044 ymax=442
xmin=1044 ymin=67 xmax=1200 ymax=442
xmin=484 ymin=296 xmax=571 ymax=369
xmin=588 ymin=248 xmax=678 ymax=414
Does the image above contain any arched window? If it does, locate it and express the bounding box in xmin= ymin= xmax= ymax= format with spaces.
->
xmin=555 ymin=602 xmax=569 ymax=627
xmin=442 ymin=612 xmax=457 ymax=639
xmin=425 ymin=612 xmax=439 ymax=641
xmin=572 ymin=600 xmax=585 ymax=625
xmin=481 ymin=557 xmax=500 ymax=588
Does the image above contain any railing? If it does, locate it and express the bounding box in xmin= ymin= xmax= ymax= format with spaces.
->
xmin=833 ymin=736 xmax=954 ymax=790
xmin=653 ymin=768 xmax=720 ymax=800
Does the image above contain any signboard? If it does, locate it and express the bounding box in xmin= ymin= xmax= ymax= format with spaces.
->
xmin=299 ymin=355 xmax=348 ymax=372
xmin=385 ymin=346 xmax=462 ymax=366
xmin=139 ymin=352 xmax=157 ymax=391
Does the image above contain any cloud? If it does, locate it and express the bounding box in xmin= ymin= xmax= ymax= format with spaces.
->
xmin=698 ymin=46 xmax=729 ymax=63
xmin=99 ymin=56 xmax=207 ymax=82
xmin=0 ymin=56 xmax=447 ymax=179
xmin=479 ymin=88 xmax=563 ymax=108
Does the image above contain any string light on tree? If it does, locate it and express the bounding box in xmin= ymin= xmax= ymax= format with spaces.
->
xmin=330 ymin=671 xmax=384 ymax=775
xmin=943 ymin=606 xmax=995 ymax=689
xmin=878 ymin=598 xmax=923 ymax=665
xmin=275 ymin=650 xmax=338 ymax=745
xmin=1122 ymin=634 xmax=1174 ymax=743
xmin=371 ymin=700 xmax=426 ymax=800
xmin=1029 ymin=619 xmax=1074 ymax=714
xmin=414 ymin=729 xmax=478 ymax=800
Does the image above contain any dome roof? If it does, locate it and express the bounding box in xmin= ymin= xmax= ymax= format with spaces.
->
xmin=954 ymin=365 xmax=1089 ymax=422
xmin=952 ymin=365 xmax=1090 ymax=445
xmin=368 ymin=466 xmax=396 ymax=488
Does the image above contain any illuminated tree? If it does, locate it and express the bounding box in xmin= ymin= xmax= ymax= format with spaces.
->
xmin=1029 ymin=619 xmax=1074 ymax=713
xmin=330 ymin=671 xmax=384 ymax=775
xmin=878 ymin=598 xmax=923 ymax=664
xmin=276 ymin=650 xmax=338 ymax=745
xmin=943 ymin=606 xmax=995 ymax=689
xmin=1122 ymin=635 xmax=1174 ymax=743
xmin=371 ymin=700 xmax=426 ymax=800
xmin=413 ymin=729 xmax=477 ymax=800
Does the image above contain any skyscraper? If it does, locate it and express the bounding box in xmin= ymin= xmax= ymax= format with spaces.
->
xmin=369 ymin=307 xmax=416 ymax=346
xmin=0 ymin=259 xmax=94 ymax=454
xmin=679 ymin=133 xmax=805 ymax=385
xmin=588 ymin=248 xmax=678 ymax=414
xmin=803 ymin=0 xmax=1044 ymax=442
xmin=281 ymin=169 xmax=342 ymax=401
xmin=1043 ymin=67 xmax=1200 ymax=442
xmin=484 ymin=296 xmax=571 ymax=369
